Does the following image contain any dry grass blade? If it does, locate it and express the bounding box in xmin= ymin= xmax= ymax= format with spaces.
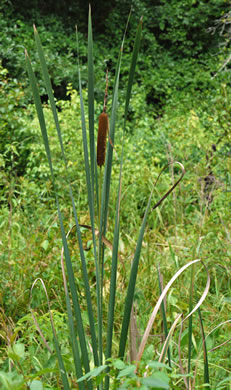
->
xmin=67 ymin=223 xmax=122 ymax=256
xmin=206 ymin=319 xmax=231 ymax=352
xmin=209 ymin=337 xmax=231 ymax=352
xmin=158 ymin=313 xmax=182 ymax=363
xmin=29 ymin=279 xmax=52 ymax=354
xmin=182 ymin=262 xmax=210 ymax=323
xmin=30 ymin=279 xmax=57 ymax=334
xmin=0 ymin=308 xmax=15 ymax=347
xmin=136 ymin=259 xmax=210 ymax=363
xmin=178 ymin=316 xmax=189 ymax=389
xmin=129 ymin=304 xmax=139 ymax=362
xmin=188 ymin=319 xmax=231 ymax=389
xmin=152 ymin=161 xmax=185 ymax=211
xmin=119 ymin=161 xmax=185 ymax=360
xmin=157 ymin=266 xmax=171 ymax=366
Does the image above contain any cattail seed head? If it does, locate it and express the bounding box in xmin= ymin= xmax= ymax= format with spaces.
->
xmin=97 ymin=112 xmax=108 ymax=167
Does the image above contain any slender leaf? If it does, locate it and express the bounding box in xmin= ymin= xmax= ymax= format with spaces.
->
xmin=76 ymin=26 xmax=102 ymax=365
xmin=26 ymin=48 xmax=93 ymax=387
xmin=100 ymin=12 xmax=131 ymax=238
xmin=77 ymin=365 xmax=108 ymax=383
xmin=118 ymin=189 xmax=153 ymax=359
xmin=136 ymin=259 xmax=210 ymax=363
xmin=147 ymin=362 xmax=172 ymax=370
xmin=33 ymin=26 xmax=66 ymax=162
xmin=104 ymin=153 xmax=123 ymax=390
xmin=187 ymin=238 xmax=201 ymax=379
xmin=197 ymin=302 xmax=209 ymax=384
xmin=188 ymin=264 xmax=195 ymax=379
xmin=105 ymin=15 xmax=141 ymax=387
xmin=61 ymin=248 xmax=85 ymax=389
xmin=207 ymin=319 xmax=231 ymax=352
xmin=25 ymin=50 xmax=54 ymax=183
xmin=141 ymin=377 xmax=170 ymax=389
xmin=30 ymin=279 xmax=70 ymax=390
xmin=157 ymin=267 xmax=171 ymax=367
xmin=159 ymin=314 xmax=182 ymax=363
xmin=119 ymin=162 xmax=185 ymax=359
xmin=88 ymin=5 xmax=96 ymax=198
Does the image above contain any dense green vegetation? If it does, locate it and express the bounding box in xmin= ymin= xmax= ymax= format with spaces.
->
xmin=1 ymin=0 xmax=231 ymax=389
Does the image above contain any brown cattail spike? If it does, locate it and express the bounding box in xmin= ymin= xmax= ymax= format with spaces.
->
xmin=97 ymin=112 xmax=108 ymax=167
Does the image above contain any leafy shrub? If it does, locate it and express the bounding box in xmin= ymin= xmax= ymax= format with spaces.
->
xmin=0 ymin=64 xmax=32 ymax=181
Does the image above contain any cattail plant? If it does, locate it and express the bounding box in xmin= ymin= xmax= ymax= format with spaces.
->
xmin=26 ymin=7 xmax=210 ymax=390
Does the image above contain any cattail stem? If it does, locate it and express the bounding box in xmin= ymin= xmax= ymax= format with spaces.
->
xmin=98 ymin=166 xmax=103 ymax=228
xmin=97 ymin=166 xmax=103 ymax=375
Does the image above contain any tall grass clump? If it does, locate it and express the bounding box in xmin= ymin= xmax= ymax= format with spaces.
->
xmin=25 ymin=7 xmax=211 ymax=389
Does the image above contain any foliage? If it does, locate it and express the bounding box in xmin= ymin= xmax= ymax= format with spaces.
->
xmin=98 ymin=0 xmax=229 ymax=55
xmin=144 ymin=0 xmax=228 ymax=56
xmin=8 ymin=0 xmax=114 ymax=33
xmin=1 ymin=0 xmax=230 ymax=105
xmin=0 ymin=62 xmax=35 ymax=221
xmin=0 ymin=13 xmax=82 ymax=97
xmin=1 ymin=65 xmax=231 ymax=388
xmin=1 ymin=2 xmax=231 ymax=390
xmin=8 ymin=0 xmax=228 ymax=56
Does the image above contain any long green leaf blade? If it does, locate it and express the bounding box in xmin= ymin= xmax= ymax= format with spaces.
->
xmin=100 ymin=12 xmax=131 ymax=239
xmin=105 ymin=17 xmax=142 ymax=388
xmin=105 ymin=160 xmax=122 ymax=358
xmin=33 ymin=26 xmax=66 ymax=161
xmin=88 ymin=5 xmax=96 ymax=198
xmin=26 ymin=46 xmax=93 ymax=388
xmin=61 ymin=244 xmax=87 ymax=390
xmin=76 ymin=26 xmax=102 ymax=365
xmin=26 ymin=54 xmax=70 ymax=390
xmin=118 ymin=188 xmax=153 ymax=359
xmin=34 ymin=26 xmax=99 ymax=374
xmin=119 ymin=162 xmax=185 ymax=359
xmin=25 ymin=50 xmax=54 ymax=183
